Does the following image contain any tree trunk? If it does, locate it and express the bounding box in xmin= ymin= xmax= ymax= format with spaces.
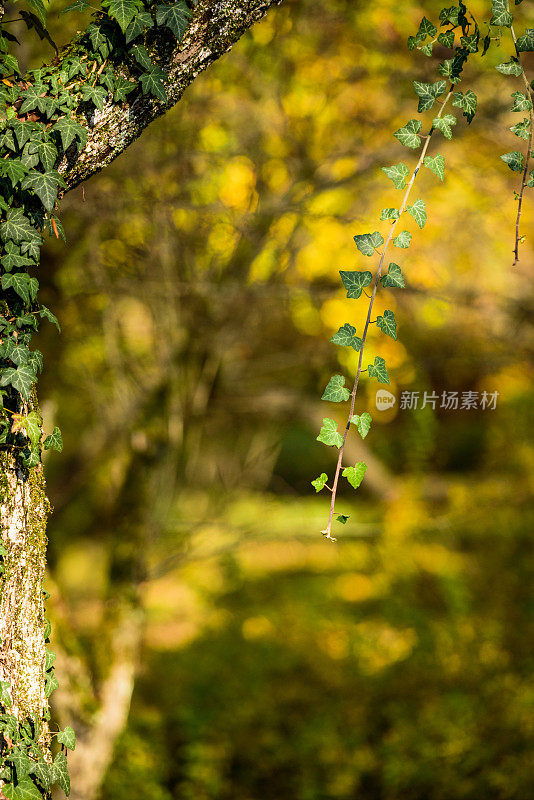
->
xmin=0 ymin=453 xmax=50 ymax=733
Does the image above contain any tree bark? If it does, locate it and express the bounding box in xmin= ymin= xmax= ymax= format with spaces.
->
xmin=59 ymin=0 xmax=284 ymax=191
xmin=0 ymin=453 xmax=50 ymax=731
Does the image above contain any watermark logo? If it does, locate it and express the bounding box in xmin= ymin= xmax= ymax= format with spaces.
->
xmin=376 ymin=390 xmax=396 ymax=411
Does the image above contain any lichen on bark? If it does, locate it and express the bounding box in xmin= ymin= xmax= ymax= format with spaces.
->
xmin=0 ymin=452 xmax=50 ymax=727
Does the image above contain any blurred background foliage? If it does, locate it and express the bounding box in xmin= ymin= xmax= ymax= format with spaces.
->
xmin=24 ymin=0 xmax=534 ymax=796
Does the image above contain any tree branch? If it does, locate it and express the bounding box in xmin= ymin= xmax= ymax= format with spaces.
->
xmin=58 ymin=0 xmax=284 ymax=191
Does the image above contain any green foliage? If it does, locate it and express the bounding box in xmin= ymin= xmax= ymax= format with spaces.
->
xmin=342 ymin=462 xmax=367 ymax=489
xmin=339 ymin=270 xmax=372 ymax=299
xmin=394 ymin=119 xmax=422 ymax=149
xmin=380 ymin=262 xmax=405 ymax=288
xmin=376 ymin=309 xmax=397 ymax=340
xmin=353 ymin=231 xmax=384 ymax=257
xmin=407 ymin=199 xmax=427 ymax=228
xmin=432 ymin=113 xmax=457 ymax=139
xmin=330 ymin=323 xmax=362 ymax=351
xmin=393 ymin=230 xmax=412 ymax=248
xmin=367 ymin=356 xmax=390 ymax=384
xmin=424 ymin=153 xmax=445 ymax=181
xmin=311 ymin=473 xmax=328 ymax=492
xmin=350 ymin=412 xmax=372 ymax=439
xmin=321 ymin=374 xmax=350 ymax=403
xmin=316 ymin=418 xmax=343 ymax=448
xmin=382 ymin=162 xmax=409 ymax=189
xmin=501 ymin=151 xmax=524 ymax=171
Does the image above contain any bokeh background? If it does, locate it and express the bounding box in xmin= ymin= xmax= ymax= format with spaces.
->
xmin=28 ymin=0 xmax=534 ymax=796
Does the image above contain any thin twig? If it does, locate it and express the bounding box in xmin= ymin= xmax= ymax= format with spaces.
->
xmin=508 ymin=1 xmax=534 ymax=265
xmin=322 ymin=90 xmax=453 ymax=539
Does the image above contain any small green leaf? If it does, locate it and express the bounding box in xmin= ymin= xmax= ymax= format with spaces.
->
xmin=516 ymin=28 xmax=534 ymax=51
xmin=0 ymin=680 xmax=12 ymax=707
xmin=342 ymin=462 xmax=367 ymax=490
xmin=382 ymin=162 xmax=409 ymax=189
xmin=0 ymin=365 xmax=37 ymax=400
xmin=330 ymin=323 xmax=363 ymax=351
xmin=1 ymin=273 xmax=39 ymax=304
xmin=311 ymin=473 xmax=328 ymax=493
xmin=407 ymin=199 xmax=426 ymax=228
xmin=510 ymin=91 xmax=533 ymax=112
xmin=44 ymin=651 xmax=56 ymax=672
xmin=367 ymin=356 xmax=390 ymax=384
xmin=424 ymin=153 xmax=445 ymax=181
xmin=0 ymin=208 xmax=37 ymax=244
xmin=3 ymin=777 xmax=42 ymax=800
xmin=376 ymin=309 xmax=397 ymax=340
xmin=81 ymin=84 xmax=108 ymax=111
xmin=380 ymin=262 xmax=405 ymax=288
xmin=452 ymin=89 xmax=477 ymax=121
xmin=501 ymin=151 xmax=524 ymax=171
xmin=413 ymin=79 xmax=446 ymax=112
xmin=353 ymin=231 xmax=384 ymax=257
xmin=57 ymin=726 xmax=76 ymax=750
xmin=432 ymin=113 xmax=457 ymax=140
xmin=40 ymin=306 xmax=61 ymax=332
xmin=7 ymin=748 xmax=31 ymax=780
xmin=21 ymin=170 xmax=65 ymax=212
xmin=45 ymin=672 xmax=59 ymax=698
xmin=53 ymin=751 xmax=70 ymax=796
xmin=339 ymin=270 xmax=372 ymax=299
xmin=22 ymin=411 xmax=42 ymax=449
xmin=140 ymin=68 xmax=168 ymax=102
xmin=350 ymin=411 xmax=372 ymax=439
xmin=103 ymin=0 xmax=141 ymax=32
xmin=317 ymin=418 xmax=343 ymax=448
xmin=495 ymin=59 xmax=523 ymax=76
xmin=44 ymin=426 xmax=63 ymax=452
xmin=393 ymin=230 xmax=412 ymax=249
xmin=510 ymin=118 xmax=530 ymax=140
xmin=156 ymin=0 xmax=191 ymax=39
xmin=437 ymin=30 xmax=454 ymax=48
xmin=394 ymin=118 xmax=422 ymax=149
xmin=336 ymin=514 xmax=349 ymax=524
xmin=491 ymin=0 xmax=513 ymax=25
xmin=53 ymin=117 xmax=87 ymax=152
xmin=322 ymin=374 xmax=350 ymax=403
xmin=380 ymin=208 xmax=400 ymax=221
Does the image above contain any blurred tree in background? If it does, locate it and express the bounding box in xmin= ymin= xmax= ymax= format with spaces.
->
xmin=26 ymin=0 xmax=534 ymax=797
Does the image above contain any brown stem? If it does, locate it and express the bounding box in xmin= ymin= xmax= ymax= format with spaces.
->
xmin=508 ymin=2 xmax=534 ymax=265
xmin=322 ymin=90 xmax=453 ymax=539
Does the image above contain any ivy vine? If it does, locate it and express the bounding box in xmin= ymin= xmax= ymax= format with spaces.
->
xmin=313 ymin=1 xmax=534 ymax=540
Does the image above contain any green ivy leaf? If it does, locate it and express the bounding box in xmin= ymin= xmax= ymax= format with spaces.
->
xmin=382 ymin=162 xmax=409 ymax=189
xmin=36 ymin=140 xmax=58 ymax=172
xmin=156 ymin=0 xmax=191 ymax=39
xmin=376 ymin=309 xmax=397 ymax=339
xmin=81 ymin=84 xmax=108 ymax=111
xmin=495 ymin=59 xmax=523 ymax=76
xmin=393 ymin=230 xmax=411 ymax=249
xmin=317 ymin=418 xmax=343 ymax=448
xmin=53 ymin=751 xmax=70 ymax=796
xmin=380 ymin=262 xmax=405 ymax=288
xmin=424 ymin=153 xmax=445 ymax=181
xmin=0 ymin=365 xmax=37 ymax=400
xmin=21 ymin=411 xmax=42 ymax=449
xmin=0 ymin=159 xmax=29 ymax=187
xmin=510 ymin=91 xmax=533 ymax=112
xmin=3 ymin=777 xmax=42 ymax=800
xmin=311 ymin=473 xmax=328 ymax=493
xmin=140 ymin=68 xmax=168 ymax=102
xmin=32 ymin=760 xmax=54 ymax=791
xmin=336 ymin=514 xmax=349 ymax=524
xmin=330 ymin=323 xmax=363 ymax=351
xmin=7 ymin=748 xmax=32 ymax=780
xmin=516 ymin=28 xmax=534 ymax=51
xmin=40 ymin=306 xmax=61 ymax=331
xmin=131 ymin=44 xmax=153 ymax=69
xmin=526 ymin=169 xmax=534 ymax=188
xmin=0 ymin=680 xmax=12 ymax=707
xmin=367 ymin=356 xmax=390 ymax=384
xmin=501 ymin=151 xmax=524 ymax=171
xmin=44 ymin=426 xmax=63 ymax=452
xmin=413 ymin=79 xmax=446 ymax=112
xmin=491 ymin=0 xmax=513 ymax=25
xmin=460 ymin=31 xmax=479 ymax=52
xmin=510 ymin=118 xmax=530 ymax=140
xmin=432 ymin=113 xmax=457 ymax=139
xmin=380 ymin=208 xmax=400 ymax=221
xmin=452 ymin=89 xmax=477 ymax=121
xmin=339 ymin=270 xmax=372 ymax=299
xmin=10 ymin=120 xmax=35 ymax=149
xmin=57 ymin=726 xmax=76 ymax=750
xmin=22 ymin=170 xmax=65 ymax=212
xmin=124 ymin=11 xmax=153 ymax=43
xmin=353 ymin=231 xmax=383 ymax=256
xmin=103 ymin=0 xmax=142 ymax=32
xmin=322 ymin=374 xmax=350 ymax=403
xmin=394 ymin=118 xmax=422 ymax=149
xmin=45 ymin=672 xmax=59 ymax=698
xmin=342 ymin=462 xmax=367 ymax=490
xmin=407 ymin=198 xmax=427 ymax=228
xmin=0 ymin=208 xmax=37 ymax=244
xmin=1 ymin=273 xmax=39 ymax=304
xmin=26 ymin=0 xmax=47 ymax=26
xmin=350 ymin=411 xmax=372 ymax=439
xmin=53 ymin=117 xmax=87 ymax=152
xmin=437 ymin=30 xmax=454 ymax=48
xmin=61 ymin=0 xmax=91 ymax=12
xmin=44 ymin=651 xmax=56 ymax=671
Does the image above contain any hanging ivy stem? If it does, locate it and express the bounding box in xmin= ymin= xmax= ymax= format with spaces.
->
xmin=508 ymin=6 xmax=534 ymax=266
xmin=322 ymin=90 xmax=453 ymax=540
